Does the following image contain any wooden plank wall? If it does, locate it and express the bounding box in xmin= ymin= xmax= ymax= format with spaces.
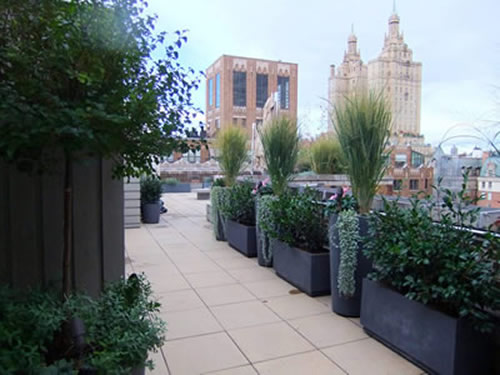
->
xmin=0 ymin=157 xmax=124 ymax=297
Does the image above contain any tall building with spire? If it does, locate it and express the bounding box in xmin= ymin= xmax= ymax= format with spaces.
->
xmin=329 ymin=6 xmax=422 ymax=137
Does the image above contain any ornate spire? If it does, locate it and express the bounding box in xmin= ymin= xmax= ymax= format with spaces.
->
xmin=393 ymin=0 xmax=397 ymax=14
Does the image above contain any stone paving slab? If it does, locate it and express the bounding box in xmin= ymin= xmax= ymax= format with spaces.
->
xmin=127 ymin=193 xmax=426 ymax=375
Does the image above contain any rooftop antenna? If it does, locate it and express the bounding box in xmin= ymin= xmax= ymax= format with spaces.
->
xmin=393 ymin=0 xmax=397 ymax=14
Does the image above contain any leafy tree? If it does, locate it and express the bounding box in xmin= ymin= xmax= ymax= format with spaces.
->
xmin=0 ymin=0 xmax=202 ymax=295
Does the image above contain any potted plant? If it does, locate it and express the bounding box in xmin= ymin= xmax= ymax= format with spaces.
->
xmin=0 ymin=274 xmax=166 ymax=374
xmin=140 ymin=176 xmax=163 ymax=224
xmin=260 ymin=188 xmax=330 ymax=296
xmin=256 ymin=116 xmax=299 ymax=266
xmin=328 ymin=91 xmax=391 ymax=316
xmin=162 ymin=177 xmax=191 ymax=193
xmin=210 ymin=128 xmax=247 ymax=240
xmin=361 ymin=175 xmax=499 ymax=375
xmin=220 ymin=181 xmax=257 ymax=257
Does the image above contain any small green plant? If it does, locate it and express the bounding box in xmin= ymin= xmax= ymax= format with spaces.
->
xmin=331 ymin=92 xmax=391 ymax=214
xmin=212 ymin=178 xmax=226 ymax=187
xmin=220 ymin=181 xmax=255 ymax=226
xmin=216 ymin=127 xmax=248 ymax=186
xmin=210 ymin=186 xmax=229 ymax=239
xmin=310 ymin=136 xmax=345 ymax=174
xmin=259 ymin=116 xmax=299 ymax=196
xmin=334 ymin=209 xmax=360 ymax=297
xmin=163 ymin=177 xmax=179 ymax=186
xmin=140 ymin=176 xmax=163 ymax=204
xmin=365 ymin=174 xmax=500 ymax=332
xmin=260 ymin=188 xmax=328 ymax=253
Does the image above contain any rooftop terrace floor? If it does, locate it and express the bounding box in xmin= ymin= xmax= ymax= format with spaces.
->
xmin=126 ymin=193 xmax=425 ymax=375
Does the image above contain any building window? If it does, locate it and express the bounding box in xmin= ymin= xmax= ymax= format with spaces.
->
xmin=233 ymin=71 xmax=246 ymax=107
xmin=395 ymin=154 xmax=407 ymax=168
xmin=232 ymin=117 xmax=238 ymax=126
xmin=208 ymin=78 xmax=213 ymax=107
xmin=424 ymin=179 xmax=428 ymax=189
xmin=393 ymin=179 xmax=402 ymax=191
xmin=256 ymin=74 xmax=268 ymax=108
xmin=488 ymin=192 xmax=492 ymax=201
xmin=411 ymin=151 xmax=423 ymax=168
xmin=482 ymin=181 xmax=486 ymax=189
xmin=277 ymin=76 xmax=290 ymax=109
xmin=215 ymin=73 xmax=220 ymax=108
xmin=187 ymin=150 xmax=196 ymax=163
xmin=241 ymin=118 xmax=246 ymax=127
xmin=167 ymin=153 xmax=175 ymax=163
xmin=409 ymin=179 xmax=419 ymax=190
xmin=488 ymin=181 xmax=492 ymax=189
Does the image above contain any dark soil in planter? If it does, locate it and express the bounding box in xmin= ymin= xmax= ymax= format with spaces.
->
xmin=329 ymin=214 xmax=372 ymax=317
xmin=361 ymin=278 xmax=495 ymax=375
xmin=226 ymin=219 xmax=257 ymax=257
xmin=272 ymin=239 xmax=330 ymax=296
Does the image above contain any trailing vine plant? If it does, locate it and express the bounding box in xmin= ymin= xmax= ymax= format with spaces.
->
xmin=256 ymin=195 xmax=275 ymax=264
xmin=333 ymin=209 xmax=360 ymax=297
xmin=210 ymin=186 xmax=228 ymax=240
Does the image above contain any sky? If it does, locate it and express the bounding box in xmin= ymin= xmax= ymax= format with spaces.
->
xmin=147 ymin=0 xmax=500 ymax=152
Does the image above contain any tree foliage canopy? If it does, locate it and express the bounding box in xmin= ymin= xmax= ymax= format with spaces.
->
xmin=0 ymin=0 xmax=201 ymax=177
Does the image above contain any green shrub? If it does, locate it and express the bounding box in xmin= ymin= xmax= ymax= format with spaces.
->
xmin=365 ymin=176 xmax=500 ymax=332
xmin=256 ymin=195 xmax=277 ymax=263
xmin=210 ymin=186 xmax=229 ymax=238
xmin=212 ymin=178 xmax=226 ymax=187
xmin=216 ymin=127 xmax=248 ymax=186
xmin=335 ymin=209 xmax=360 ymax=297
xmin=260 ymin=188 xmax=328 ymax=253
xmin=163 ymin=178 xmax=179 ymax=186
xmin=140 ymin=176 xmax=162 ymax=204
xmin=259 ymin=116 xmax=299 ymax=196
xmin=310 ymin=136 xmax=345 ymax=174
xmin=331 ymin=92 xmax=391 ymax=213
xmin=296 ymin=145 xmax=312 ymax=172
xmin=220 ymin=181 xmax=255 ymax=226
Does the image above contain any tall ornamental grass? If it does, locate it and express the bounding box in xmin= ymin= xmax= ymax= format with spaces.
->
xmin=259 ymin=116 xmax=299 ymax=196
xmin=331 ymin=92 xmax=391 ymax=214
xmin=216 ymin=127 xmax=248 ymax=186
xmin=310 ymin=136 xmax=344 ymax=174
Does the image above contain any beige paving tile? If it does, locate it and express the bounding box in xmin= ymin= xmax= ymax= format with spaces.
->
xmin=228 ymin=321 xmax=314 ymax=362
xmin=150 ymin=274 xmax=191 ymax=294
xmin=265 ymin=294 xmax=330 ymax=320
xmin=243 ymin=278 xmax=295 ymax=299
xmin=158 ymin=289 xmax=205 ymax=312
xmin=197 ymin=284 xmax=256 ymax=306
xmin=146 ymin=349 xmax=169 ymax=375
xmin=203 ymin=365 xmax=257 ymax=375
xmin=175 ymin=259 xmax=221 ymax=274
xmin=289 ymin=313 xmax=367 ymax=348
xmin=162 ymin=307 xmax=222 ymax=340
xmin=315 ymin=295 xmax=332 ymax=308
xmin=163 ymin=332 xmax=248 ymax=375
xmin=227 ymin=267 xmax=276 ymax=283
xmin=254 ymin=350 xmax=344 ymax=375
xmin=210 ymin=300 xmax=281 ymax=330
xmin=184 ymin=270 xmax=237 ymax=288
xmin=205 ymin=248 xmax=243 ymax=260
xmin=322 ymin=338 xmax=422 ymax=375
xmin=214 ymin=256 xmax=259 ymax=270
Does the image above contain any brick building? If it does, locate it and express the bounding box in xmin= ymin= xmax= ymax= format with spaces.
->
xmin=205 ymin=55 xmax=298 ymax=138
xmin=386 ymin=145 xmax=433 ymax=197
xmin=477 ymin=155 xmax=500 ymax=208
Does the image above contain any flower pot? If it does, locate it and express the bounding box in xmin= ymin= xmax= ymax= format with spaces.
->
xmin=226 ymin=220 xmax=257 ymax=257
xmin=142 ymin=202 xmax=161 ymax=224
xmin=360 ymin=278 xmax=494 ymax=375
xmin=329 ymin=214 xmax=372 ymax=317
xmin=272 ymin=239 xmax=330 ymax=296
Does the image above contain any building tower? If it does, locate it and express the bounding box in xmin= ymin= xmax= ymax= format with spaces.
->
xmin=328 ymin=26 xmax=368 ymax=132
xmin=367 ymin=8 xmax=422 ymax=136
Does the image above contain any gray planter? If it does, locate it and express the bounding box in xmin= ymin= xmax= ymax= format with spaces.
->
xmin=214 ymin=209 xmax=226 ymax=241
xmin=256 ymin=223 xmax=273 ymax=267
xmin=162 ymin=183 xmax=191 ymax=193
xmin=130 ymin=366 xmax=145 ymax=375
xmin=272 ymin=239 xmax=330 ymax=297
xmin=142 ymin=202 xmax=160 ymax=224
xmin=226 ymin=220 xmax=257 ymax=257
xmin=361 ymin=278 xmax=494 ymax=375
xmin=329 ymin=214 xmax=372 ymax=317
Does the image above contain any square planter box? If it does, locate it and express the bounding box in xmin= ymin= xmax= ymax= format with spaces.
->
xmin=361 ymin=278 xmax=494 ymax=375
xmin=226 ymin=220 xmax=257 ymax=257
xmin=162 ymin=183 xmax=191 ymax=193
xmin=272 ymin=239 xmax=330 ymax=297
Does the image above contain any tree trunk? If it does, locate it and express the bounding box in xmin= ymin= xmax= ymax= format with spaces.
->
xmin=63 ymin=153 xmax=73 ymax=297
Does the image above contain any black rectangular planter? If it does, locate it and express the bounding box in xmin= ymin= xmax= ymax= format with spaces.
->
xmin=360 ymin=278 xmax=494 ymax=375
xmin=226 ymin=220 xmax=257 ymax=257
xmin=162 ymin=183 xmax=191 ymax=193
xmin=272 ymin=239 xmax=330 ymax=297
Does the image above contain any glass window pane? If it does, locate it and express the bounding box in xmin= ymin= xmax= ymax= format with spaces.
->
xmin=233 ymin=71 xmax=246 ymax=107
